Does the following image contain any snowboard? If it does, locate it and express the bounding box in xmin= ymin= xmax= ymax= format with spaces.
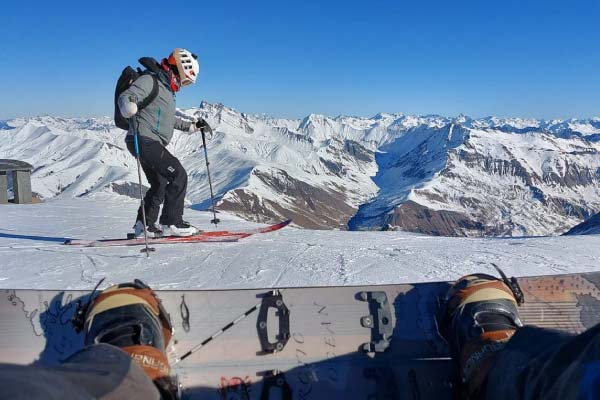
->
xmin=1 ymin=271 xmax=599 ymax=399
xmin=64 ymin=220 xmax=291 ymax=247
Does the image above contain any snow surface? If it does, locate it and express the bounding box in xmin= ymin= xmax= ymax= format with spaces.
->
xmin=1 ymin=195 xmax=599 ymax=290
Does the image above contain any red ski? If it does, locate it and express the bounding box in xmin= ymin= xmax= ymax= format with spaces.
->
xmin=64 ymin=220 xmax=292 ymax=248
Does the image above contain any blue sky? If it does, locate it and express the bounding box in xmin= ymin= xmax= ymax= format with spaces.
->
xmin=1 ymin=0 xmax=599 ymax=119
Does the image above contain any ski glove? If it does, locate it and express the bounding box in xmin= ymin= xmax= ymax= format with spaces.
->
xmin=189 ymin=117 xmax=213 ymax=135
xmin=119 ymin=100 xmax=138 ymax=119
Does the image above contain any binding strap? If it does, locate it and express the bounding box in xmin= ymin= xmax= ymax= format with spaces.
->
xmin=491 ymin=263 xmax=525 ymax=306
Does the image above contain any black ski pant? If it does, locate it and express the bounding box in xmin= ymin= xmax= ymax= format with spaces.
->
xmin=484 ymin=323 xmax=600 ymax=400
xmin=126 ymin=137 xmax=187 ymax=226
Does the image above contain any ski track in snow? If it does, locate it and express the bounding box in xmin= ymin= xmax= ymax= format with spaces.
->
xmin=0 ymin=196 xmax=599 ymax=290
xmin=272 ymin=244 xmax=312 ymax=287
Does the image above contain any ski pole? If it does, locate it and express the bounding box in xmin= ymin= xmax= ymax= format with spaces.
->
xmin=201 ymin=129 xmax=220 ymax=226
xmin=133 ymin=119 xmax=155 ymax=256
xmin=173 ymin=298 xmax=262 ymax=364
xmin=174 ymin=289 xmax=287 ymax=364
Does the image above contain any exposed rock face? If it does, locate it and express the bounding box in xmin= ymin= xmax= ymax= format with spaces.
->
xmin=218 ymin=169 xmax=356 ymax=229
xmin=386 ymin=200 xmax=485 ymax=237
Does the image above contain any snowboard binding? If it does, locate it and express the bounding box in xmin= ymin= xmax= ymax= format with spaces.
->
xmin=72 ymin=279 xmax=179 ymax=399
xmin=439 ymin=268 xmax=524 ymax=397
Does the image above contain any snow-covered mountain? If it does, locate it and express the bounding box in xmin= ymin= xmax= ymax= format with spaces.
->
xmin=350 ymin=119 xmax=600 ymax=236
xmin=1 ymin=103 xmax=599 ymax=236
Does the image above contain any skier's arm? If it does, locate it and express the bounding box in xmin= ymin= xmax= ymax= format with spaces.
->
xmin=174 ymin=116 xmax=193 ymax=133
xmin=183 ymin=117 xmax=213 ymax=135
xmin=118 ymin=75 xmax=154 ymax=118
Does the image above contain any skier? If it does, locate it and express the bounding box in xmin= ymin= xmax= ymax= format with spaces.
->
xmin=118 ymin=48 xmax=213 ymax=238
xmin=441 ymin=273 xmax=600 ymax=399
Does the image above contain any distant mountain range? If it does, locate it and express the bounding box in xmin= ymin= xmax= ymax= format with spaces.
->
xmin=1 ymin=102 xmax=599 ymax=236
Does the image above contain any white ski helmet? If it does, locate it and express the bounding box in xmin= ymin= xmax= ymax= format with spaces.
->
xmin=167 ymin=48 xmax=199 ymax=87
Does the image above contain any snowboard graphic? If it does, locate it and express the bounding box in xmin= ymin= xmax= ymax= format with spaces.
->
xmin=1 ymin=271 xmax=599 ymax=399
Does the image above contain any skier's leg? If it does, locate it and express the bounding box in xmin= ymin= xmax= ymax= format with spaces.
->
xmin=154 ymin=150 xmax=187 ymax=227
xmin=485 ymin=323 xmax=600 ymax=400
xmin=137 ymin=163 xmax=167 ymax=227
xmin=132 ymin=139 xmax=185 ymax=224
xmin=143 ymin=146 xmax=196 ymax=236
xmin=126 ymin=139 xmax=166 ymax=237
xmin=127 ymin=138 xmax=195 ymax=236
xmin=0 ymin=343 xmax=161 ymax=399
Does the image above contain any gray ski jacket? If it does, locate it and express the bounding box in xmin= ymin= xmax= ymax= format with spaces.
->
xmin=118 ymin=70 xmax=191 ymax=146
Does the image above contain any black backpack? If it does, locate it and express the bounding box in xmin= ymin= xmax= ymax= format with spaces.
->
xmin=114 ymin=60 xmax=160 ymax=130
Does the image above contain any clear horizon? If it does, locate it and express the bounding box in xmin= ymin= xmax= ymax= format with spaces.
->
xmin=1 ymin=0 xmax=599 ymax=120
xmin=2 ymin=101 xmax=600 ymax=122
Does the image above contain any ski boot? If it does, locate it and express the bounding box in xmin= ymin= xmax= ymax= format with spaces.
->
xmin=133 ymin=220 xmax=163 ymax=238
xmin=78 ymin=279 xmax=179 ymax=399
xmin=441 ymin=273 xmax=523 ymax=398
xmin=160 ymin=220 xmax=200 ymax=237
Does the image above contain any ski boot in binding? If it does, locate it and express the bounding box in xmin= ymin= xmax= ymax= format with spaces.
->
xmin=78 ymin=279 xmax=180 ymax=399
xmin=160 ymin=220 xmax=200 ymax=237
xmin=441 ymin=273 xmax=523 ymax=397
xmin=132 ymin=220 xmax=163 ymax=238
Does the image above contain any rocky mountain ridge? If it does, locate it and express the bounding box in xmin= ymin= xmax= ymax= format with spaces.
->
xmin=1 ymin=103 xmax=599 ymax=236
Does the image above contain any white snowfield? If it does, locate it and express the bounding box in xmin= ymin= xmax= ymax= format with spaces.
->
xmin=0 ymin=196 xmax=598 ymax=290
